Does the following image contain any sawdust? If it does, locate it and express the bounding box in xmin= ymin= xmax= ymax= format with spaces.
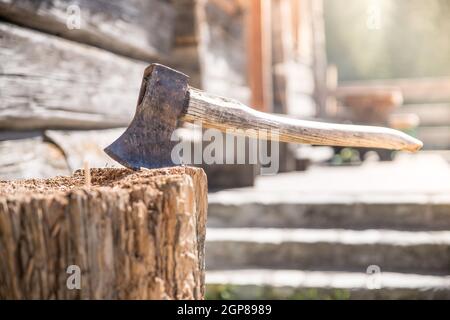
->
xmin=0 ymin=166 xmax=196 ymax=197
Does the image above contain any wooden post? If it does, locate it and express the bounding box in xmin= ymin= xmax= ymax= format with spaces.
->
xmin=310 ymin=0 xmax=328 ymax=117
xmin=0 ymin=167 xmax=207 ymax=300
xmin=245 ymin=0 xmax=273 ymax=112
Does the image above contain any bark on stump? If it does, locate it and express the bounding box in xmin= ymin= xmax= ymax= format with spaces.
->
xmin=0 ymin=167 xmax=207 ymax=299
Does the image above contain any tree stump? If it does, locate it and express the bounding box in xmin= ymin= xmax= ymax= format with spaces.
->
xmin=0 ymin=167 xmax=207 ymax=300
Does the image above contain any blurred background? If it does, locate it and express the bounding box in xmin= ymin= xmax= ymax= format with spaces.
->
xmin=0 ymin=0 xmax=449 ymax=299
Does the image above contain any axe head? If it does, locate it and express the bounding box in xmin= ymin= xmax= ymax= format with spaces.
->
xmin=104 ymin=64 xmax=189 ymax=169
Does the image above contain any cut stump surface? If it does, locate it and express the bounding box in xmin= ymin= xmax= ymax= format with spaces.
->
xmin=0 ymin=167 xmax=207 ymax=300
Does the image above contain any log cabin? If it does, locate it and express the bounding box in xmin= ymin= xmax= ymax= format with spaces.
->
xmin=0 ymin=0 xmax=327 ymax=186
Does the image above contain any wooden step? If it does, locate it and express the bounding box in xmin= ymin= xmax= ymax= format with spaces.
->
xmin=206 ymin=269 xmax=450 ymax=299
xmin=206 ymin=228 xmax=450 ymax=274
xmin=208 ymin=197 xmax=450 ymax=230
xmin=208 ymin=154 xmax=450 ymax=230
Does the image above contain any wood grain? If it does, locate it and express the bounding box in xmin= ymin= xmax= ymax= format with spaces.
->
xmin=196 ymin=0 xmax=250 ymax=104
xmin=393 ymin=103 xmax=450 ymax=127
xmin=45 ymin=129 xmax=125 ymax=171
xmin=244 ymin=0 xmax=272 ymax=111
xmin=416 ymin=126 xmax=450 ymax=150
xmin=182 ymin=87 xmax=423 ymax=152
xmin=172 ymin=0 xmax=198 ymax=47
xmin=310 ymin=0 xmax=328 ymax=117
xmin=0 ymin=22 xmax=144 ymax=130
xmin=0 ymin=0 xmax=175 ymax=61
xmin=271 ymin=0 xmax=316 ymax=117
xmin=0 ymin=132 xmax=70 ymax=180
xmin=338 ymin=77 xmax=450 ymax=104
xmin=0 ymin=167 xmax=207 ymax=299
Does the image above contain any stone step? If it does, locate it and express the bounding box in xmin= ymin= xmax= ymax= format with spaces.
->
xmin=206 ymin=269 xmax=450 ymax=299
xmin=206 ymin=228 xmax=450 ymax=274
xmin=208 ymin=197 xmax=450 ymax=230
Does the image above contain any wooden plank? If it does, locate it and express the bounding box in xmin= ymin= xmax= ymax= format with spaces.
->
xmin=310 ymin=0 xmax=327 ymax=117
xmin=285 ymin=92 xmax=316 ymax=118
xmin=0 ymin=166 xmax=207 ymax=299
xmin=45 ymin=129 xmax=125 ymax=171
xmin=393 ymin=104 xmax=450 ymax=127
xmin=273 ymin=62 xmax=316 ymax=116
xmin=260 ymin=0 xmax=274 ymax=112
xmin=170 ymin=0 xmax=202 ymax=87
xmin=210 ymin=0 xmax=241 ymax=15
xmin=417 ymin=126 xmax=450 ymax=150
xmin=291 ymin=0 xmax=300 ymax=54
xmin=0 ymin=132 xmax=70 ymax=180
xmin=173 ymin=0 xmax=198 ymax=46
xmin=271 ymin=0 xmax=316 ymax=116
xmin=297 ymin=0 xmax=314 ymax=65
xmin=0 ymin=0 xmax=175 ymax=61
xmin=170 ymin=46 xmax=202 ymax=88
xmin=271 ymin=0 xmax=289 ymax=114
xmin=196 ymin=0 xmax=250 ymax=103
xmin=179 ymin=1 xmax=257 ymax=187
xmin=172 ymin=0 xmax=251 ymax=102
xmin=338 ymin=77 xmax=450 ymax=104
xmin=282 ymin=61 xmax=315 ymax=96
xmin=0 ymin=22 xmax=145 ymax=130
xmin=245 ymin=0 xmax=265 ymax=111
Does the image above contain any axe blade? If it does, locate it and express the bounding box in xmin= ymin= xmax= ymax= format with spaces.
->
xmin=104 ymin=64 xmax=189 ymax=170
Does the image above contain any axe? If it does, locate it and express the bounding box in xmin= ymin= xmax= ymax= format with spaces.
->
xmin=104 ymin=64 xmax=422 ymax=169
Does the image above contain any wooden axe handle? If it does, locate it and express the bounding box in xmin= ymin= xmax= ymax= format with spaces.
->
xmin=181 ymin=88 xmax=423 ymax=152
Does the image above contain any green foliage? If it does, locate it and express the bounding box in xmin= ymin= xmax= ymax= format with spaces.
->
xmin=205 ymin=284 xmax=238 ymax=300
xmin=324 ymin=0 xmax=450 ymax=80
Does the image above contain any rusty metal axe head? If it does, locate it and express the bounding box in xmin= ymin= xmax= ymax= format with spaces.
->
xmin=104 ymin=64 xmax=189 ymax=169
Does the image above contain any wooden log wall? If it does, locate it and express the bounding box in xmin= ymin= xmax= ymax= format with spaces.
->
xmin=170 ymin=0 xmax=202 ymax=88
xmin=0 ymin=1 xmax=173 ymax=180
xmin=0 ymin=0 xmax=259 ymax=183
xmin=197 ymin=0 xmax=251 ymax=105
xmin=271 ymin=0 xmax=321 ymax=118
xmin=0 ymin=22 xmax=144 ymax=130
xmin=0 ymin=0 xmax=175 ymax=61
xmin=172 ymin=0 xmax=251 ymax=104
xmin=0 ymin=2 xmax=211 ymax=300
xmin=0 ymin=1 xmax=190 ymax=186
xmin=0 ymin=167 xmax=207 ymax=299
xmin=0 ymin=0 xmax=328 ymax=182
xmin=269 ymin=0 xmax=326 ymax=172
xmin=171 ymin=0 xmax=257 ymax=188
xmin=0 ymin=132 xmax=70 ymax=179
